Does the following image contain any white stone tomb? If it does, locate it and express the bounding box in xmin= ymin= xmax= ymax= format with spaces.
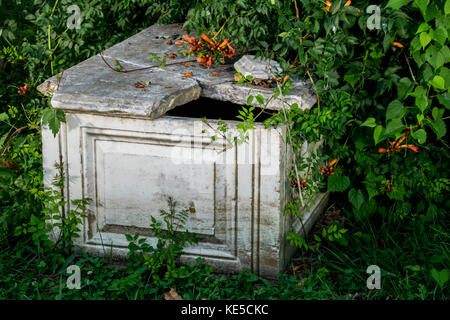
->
xmin=38 ymin=24 xmax=328 ymax=278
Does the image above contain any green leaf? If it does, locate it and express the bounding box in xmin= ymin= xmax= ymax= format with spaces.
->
xmin=431 ymin=119 xmax=446 ymax=139
xmin=255 ymin=94 xmax=264 ymax=104
xmin=440 ymin=67 xmax=450 ymax=90
xmin=0 ymin=167 xmax=14 ymax=178
xmin=397 ymin=77 xmax=414 ymax=100
xmin=0 ymin=112 xmax=8 ymax=122
xmin=425 ymin=45 xmax=445 ymax=70
xmin=429 ymin=75 xmax=445 ymax=90
xmin=432 ymin=107 xmax=444 ymax=120
xmin=419 ymin=32 xmax=432 ymax=49
xmin=440 ymin=45 xmax=450 ymax=61
xmin=446 ymin=0 xmax=450 ymax=15
xmin=385 ymin=118 xmax=404 ymax=136
xmin=328 ymin=175 xmax=350 ymax=192
xmin=406 ymin=265 xmax=422 ymax=272
xmin=30 ymin=214 xmax=40 ymax=226
xmin=353 ymin=198 xmax=377 ymax=220
xmin=411 ymin=86 xmax=428 ymax=112
xmin=48 ymin=116 xmax=61 ymax=137
xmin=386 ymin=0 xmax=412 ymax=9
xmin=361 ymin=117 xmax=377 ymax=128
xmin=438 ymin=92 xmax=450 ymax=109
xmin=417 ymin=113 xmax=425 ymax=124
xmin=412 ymin=129 xmax=427 ymax=144
xmin=374 ymin=125 xmax=385 ymax=145
xmin=416 ymin=23 xmax=430 ymax=34
xmin=344 ymin=72 xmax=361 ymax=89
xmin=386 ymin=100 xmax=404 ymax=121
xmin=0 ymin=133 xmax=8 ymax=149
xmin=414 ymin=0 xmax=429 ymax=17
xmin=42 ymin=109 xmax=65 ymax=137
xmin=246 ymin=96 xmax=254 ymax=105
xmin=430 ymin=268 xmax=449 ymax=289
xmin=431 ymin=27 xmax=448 ymax=46
xmin=348 ymin=189 xmax=365 ymax=210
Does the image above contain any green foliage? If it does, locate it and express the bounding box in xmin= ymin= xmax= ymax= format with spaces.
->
xmin=242 ymin=0 xmax=450 ymax=225
xmin=41 ymin=107 xmax=65 ymax=137
xmin=430 ymin=268 xmax=449 ymax=289
xmin=183 ymin=0 xmax=280 ymax=55
xmin=13 ymin=163 xmax=89 ymax=268
xmin=126 ymin=197 xmax=198 ymax=287
xmin=321 ymin=224 xmax=348 ymax=242
xmin=287 ymin=232 xmax=314 ymax=252
xmin=183 ymin=1 xmax=448 ymax=299
xmin=328 ymin=174 xmax=350 ymax=192
xmin=123 ymin=0 xmax=197 ymax=24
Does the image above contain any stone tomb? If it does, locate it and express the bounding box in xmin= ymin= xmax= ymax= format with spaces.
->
xmin=38 ymin=24 xmax=328 ymax=278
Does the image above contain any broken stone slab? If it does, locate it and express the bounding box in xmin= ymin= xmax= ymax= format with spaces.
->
xmin=38 ymin=23 xmax=316 ymax=116
xmin=234 ymin=55 xmax=282 ymax=80
xmin=38 ymin=55 xmax=201 ymax=119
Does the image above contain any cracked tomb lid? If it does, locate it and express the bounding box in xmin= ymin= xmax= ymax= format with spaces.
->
xmin=37 ymin=23 xmax=316 ymax=119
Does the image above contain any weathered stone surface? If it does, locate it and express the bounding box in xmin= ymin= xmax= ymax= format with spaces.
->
xmin=39 ymin=55 xmax=201 ymax=119
xmin=234 ymin=55 xmax=282 ymax=80
xmin=38 ymin=23 xmax=316 ymax=114
xmin=42 ymin=111 xmax=327 ymax=278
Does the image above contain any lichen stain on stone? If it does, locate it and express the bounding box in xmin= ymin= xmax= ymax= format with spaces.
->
xmin=87 ymin=209 xmax=96 ymax=239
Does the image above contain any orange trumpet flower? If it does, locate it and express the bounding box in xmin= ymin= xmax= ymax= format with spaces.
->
xmin=319 ymin=158 xmax=338 ymax=176
xmin=201 ymin=34 xmax=215 ymax=46
xmin=182 ymin=34 xmax=196 ymax=44
xmin=218 ymin=39 xmax=229 ymax=50
xmin=378 ymin=133 xmax=419 ymax=154
xmin=392 ymin=42 xmax=404 ymax=48
xmin=18 ymin=84 xmax=30 ymax=95
xmin=402 ymin=145 xmax=419 ymax=153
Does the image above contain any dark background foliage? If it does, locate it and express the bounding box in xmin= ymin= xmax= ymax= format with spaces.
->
xmin=0 ymin=0 xmax=448 ymax=299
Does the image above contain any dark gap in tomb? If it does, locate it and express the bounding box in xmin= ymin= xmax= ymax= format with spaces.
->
xmin=165 ymin=97 xmax=274 ymax=122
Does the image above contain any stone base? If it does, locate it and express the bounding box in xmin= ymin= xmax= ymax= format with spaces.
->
xmin=42 ymin=110 xmax=327 ymax=278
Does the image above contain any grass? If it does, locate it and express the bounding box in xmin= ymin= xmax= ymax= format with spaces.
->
xmin=0 ymin=197 xmax=448 ymax=300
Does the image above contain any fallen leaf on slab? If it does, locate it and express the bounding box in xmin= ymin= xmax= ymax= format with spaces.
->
xmin=293 ymin=264 xmax=305 ymax=272
xmin=183 ymin=71 xmax=193 ymax=78
xmin=164 ymin=288 xmax=183 ymax=300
